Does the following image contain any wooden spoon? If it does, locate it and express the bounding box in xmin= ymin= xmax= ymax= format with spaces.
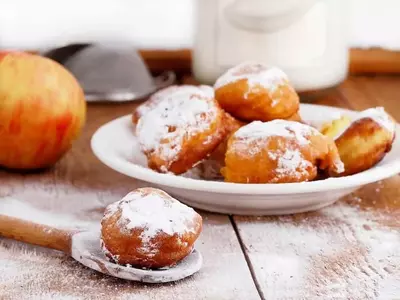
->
xmin=0 ymin=215 xmax=203 ymax=283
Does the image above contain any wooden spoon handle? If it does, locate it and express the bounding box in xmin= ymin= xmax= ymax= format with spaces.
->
xmin=0 ymin=215 xmax=73 ymax=254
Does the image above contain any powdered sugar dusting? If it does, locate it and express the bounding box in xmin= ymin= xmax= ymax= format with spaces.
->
xmin=269 ymin=148 xmax=313 ymax=180
xmin=0 ymin=197 xmax=98 ymax=231
xmin=271 ymin=98 xmax=280 ymax=107
xmin=136 ymin=85 xmax=214 ymax=120
xmin=230 ymin=120 xmax=343 ymax=181
xmin=102 ymin=189 xmax=198 ymax=256
xmin=214 ymin=62 xmax=288 ymax=98
xmin=228 ymin=120 xmax=321 ymax=182
xmin=333 ymin=156 xmax=345 ymax=174
xmin=235 ymin=193 xmax=400 ymax=299
xmin=136 ymin=88 xmax=218 ymax=167
xmin=357 ymin=107 xmax=395 ymax=134
xmin=334 ymin=107 xmax=396 ymax=140
xmin=0 ymin=214 xmax=258 ymax=300
xmin=234 ymin=120 xmax=317 ymax=146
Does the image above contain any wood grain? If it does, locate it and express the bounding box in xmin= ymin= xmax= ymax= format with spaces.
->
xmin=232 ymin=76 xmax=400 ymax=299
xmin=141 ymin=48 xmax=400 ymax=76
xmin=0 ymin=215 xmax=73 ymax=254
xmin=350 ymin=48 xmax=400 ymax=75
xmin=0 ymin=76 xmax=400 ymax=299
xmin=142 ymin=48 xmax=400 ymax=76
xmin=0 ymin=101 xmax=259 ymax=299
xmin=339 ymin=76 xmax=400 ymax=120
xmin=233 ymin=180 xmax=400 ymax=299
xmin=0 ymin=214 xmax=260 ymax=300
xmin=139 ymin=49 xmax=192 ymax=76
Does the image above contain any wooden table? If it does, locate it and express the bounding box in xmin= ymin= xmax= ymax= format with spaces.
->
xmin=0 ymin=76 xmax=399 ymax=300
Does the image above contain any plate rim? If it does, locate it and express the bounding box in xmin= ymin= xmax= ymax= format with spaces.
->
xmin=91 ymin=103 xmax=400 ymax=195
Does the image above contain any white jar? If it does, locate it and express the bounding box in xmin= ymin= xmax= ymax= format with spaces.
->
xmin=192 ymin=0 xmax=349 ymax=93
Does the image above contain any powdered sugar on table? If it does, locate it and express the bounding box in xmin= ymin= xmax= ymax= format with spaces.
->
xmin=234 ymin=185 xmax=400 ymax=299
xmin=0 ymin=197 xmax=97 ymax=231
xmin=0 ymin=161 xmax=398 ymax=299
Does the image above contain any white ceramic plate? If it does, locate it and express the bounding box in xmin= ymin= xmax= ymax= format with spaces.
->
xmin=91 ymin=104 xmax=400 ymax=215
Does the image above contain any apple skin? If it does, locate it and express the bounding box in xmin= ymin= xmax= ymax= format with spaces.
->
xmin=0 ymin=51 xmax=86 ymax=170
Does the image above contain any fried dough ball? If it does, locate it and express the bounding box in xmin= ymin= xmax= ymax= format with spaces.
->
xmin=132 ymin=85 xmax=214 ymax=124
xmin=222 ymin=120 xmax=344 ymax=183
xmin=214 ymin=62 xmax=299 ymax=122
xmin=136 ymin=86 xmax=226 ymax=174
xmin=285 ymin=110 xmax=303 ymax=123
xmin=197 ymin=113 xmax=246 ymax=180
xmin=334 ymin=107 xmax=396 ymax=176
xmin=101 ymin=187 xmax=202 ymax=269
xmin=211 ymin=113 xmax=246 ymax=161
xmin=223 ymin=111 xmax=245 ymax=134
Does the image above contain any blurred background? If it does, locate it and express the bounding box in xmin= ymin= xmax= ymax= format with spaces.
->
xmin=2 ymin=0 xmax=400 ymax=96
xmin=1 ymin=0 xmax=399 ymax=50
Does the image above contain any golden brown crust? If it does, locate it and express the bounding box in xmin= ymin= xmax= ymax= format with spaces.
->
xmin=136 ymin=86 xmax=228 ymax=175
xmin=204 ymin=113 xmax=243 ymax=165
xmin=146 ymin=103 xmax=227 ymax=174
xmin=101 ymin=213 xmax=202 ymax=268
xmin=221 ymin=121 xmax=343 ymax=183
xmin=215 ymin=79 xmax=299 ymax=122
xmin=284 ymin=110 xmax=303 ymax=123
xmin=100 ymin=188 xmax=203 ymax=269
xmin=335 ymin=118 xmax=395 ymax=176
xmin=196 ymin=113 xmax=246 ymax=180
xmin=131 ymin=109 xmax=141 ymax=125
xmin=222 ymin=136 xmax=314 ymax=183
xmin=223 ymin=112 xmax=246 ymax=134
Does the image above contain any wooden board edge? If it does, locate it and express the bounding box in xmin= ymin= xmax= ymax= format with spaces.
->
xmin=349 ymin=48 xmax=400 ymax=74
xmin=140 ymin=48 xmax=400 ymax=75
xmin=26 ymin=48 xmax=400 ymax=75
xmin=141 ymin=48 xmax=400 ymax=75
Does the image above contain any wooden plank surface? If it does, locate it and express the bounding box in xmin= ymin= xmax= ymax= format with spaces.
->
xmin=234 ymin=179 xmax=400 ymax=299
xmin=233 ymin=76 xmax=400 ymax=299
xmin=339 ymin=76 xmax=400 ymax=119
xmin=1 ymin=76 xmax=400 ymax=299
xmin=0 ymin=102 xmax=259 ymax=300
xmin=0 ymin=214 xmax=259 ymax=300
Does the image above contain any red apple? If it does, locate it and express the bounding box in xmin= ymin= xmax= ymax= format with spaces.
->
xmin=0 ymin=51 xmax=86 ymax=170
